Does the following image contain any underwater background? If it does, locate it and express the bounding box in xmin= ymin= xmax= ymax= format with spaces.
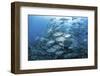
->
xmin=28 ymin=15 xmax=88 ymax=61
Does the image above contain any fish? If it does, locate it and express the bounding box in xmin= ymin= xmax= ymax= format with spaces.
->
xmin=47 ymin=40 xmax=55 ymax=45
xmin=55 ymin=51 xmax=64 ymax=55
xmin=56 ymin=37 xmax=66 ymax=42
xmin=48 ymin=28 xmax=52 ymax=33
xmin=64 ymin=34 xmax=71 ymax=38
xmin=46 ymin=47 xmax=57 ymax=53
xmin=53 ymin=32 xmax=63 ymax=36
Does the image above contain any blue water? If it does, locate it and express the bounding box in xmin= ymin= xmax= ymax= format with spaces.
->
xmin=28 ymin=15 xmax=54 ymax=45
xmin=28 ymin=15 xmax=88 ymax=60
xmin=28 ymin=15 xmax=88 ymax=45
